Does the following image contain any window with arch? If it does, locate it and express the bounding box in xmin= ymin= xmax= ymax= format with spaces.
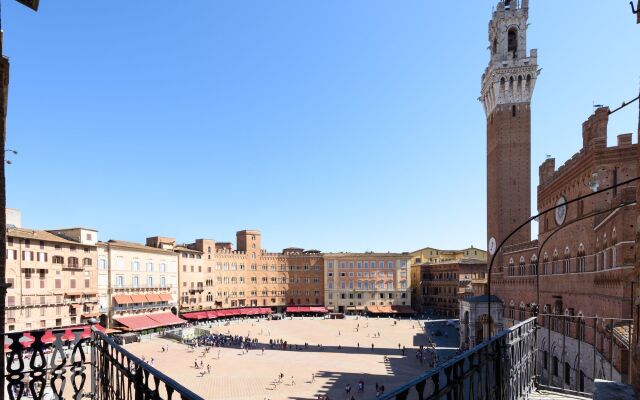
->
xmin=595 ymin=239 xmax=600 ymax=271
xmin=508 ymin=258 xmax=515 ymax=276
xmin=577 ymin=313 xmax=585 ymax=341
xmin=530 ymin=255 xmax=538 ymax=276
xmin=603 ymin=234 xmax=608 ymax=269
xmin=507 ymin=28 xmax=518 ymax=55
xmin=563 ymin=248 xmax=571 ymax=273
xmin=552 ymin=250 xmax=559 ymax=274
xmin=519 ymin=257 xmax=525 ymax=276
xmin=543 ymin=253 xmax=549 ymax=275
xmin=519 ymin=302 xmax=526 ymax=321
xmin=611 ymin=229 xmax=617 ymax=268
xmin=509 ymin=301 xmax=515 ymax=320
xmin=577 ymin=245 xmax=586 ymax=272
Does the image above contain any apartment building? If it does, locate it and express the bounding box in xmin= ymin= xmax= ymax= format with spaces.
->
xmin=323 ymin=253 xmax=411 ymax=314
xmin=98 ymin=239 xmax=181 ymax=330
xmin=5 ymin=227 xmax=99 ymax=333
xmin=175 ymin=230 xmax=324 ymax=314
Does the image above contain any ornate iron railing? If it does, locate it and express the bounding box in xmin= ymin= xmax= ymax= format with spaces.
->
xmin=3 ymin=324 xmax=203 ymax=400
xmin=380 ymin=317 xmax=537 ymax=400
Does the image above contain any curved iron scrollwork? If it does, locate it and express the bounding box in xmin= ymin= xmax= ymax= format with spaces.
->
xmin=5 ymin=327 xmax=90 ymax=400
xmin=4 ymin=325 xmax=202 ymax=400
xmin=92 ymin=330 xmax=202 ymax=400
xmin=379 ymin=317 xmax=537 ymax=400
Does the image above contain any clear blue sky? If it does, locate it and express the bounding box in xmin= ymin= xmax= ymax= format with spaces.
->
xmin=2 ymin=1 xmax=639 ymax=253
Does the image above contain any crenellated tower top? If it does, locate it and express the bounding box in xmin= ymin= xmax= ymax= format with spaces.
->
xmin=480 ymin=0 xmax=539 ymax=117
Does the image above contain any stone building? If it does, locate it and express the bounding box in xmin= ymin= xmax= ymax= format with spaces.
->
xmin=5 ymin=226 xmax=99 ymax=332
xmin=323 ymin=253 xmax=411 ymax=314
xmin=175 ymin=230 xmax=324 ymax=314
xmin=413 ymin=259 xmax=487 ymax=316
xmin=472 ymin=0 xmax=639 ymax=392
xmin=97 ymin=239 xmax=181 ymax=331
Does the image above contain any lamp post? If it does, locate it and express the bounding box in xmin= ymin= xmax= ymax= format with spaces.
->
xmin=0 ymin=0 xmax=39 ymax=395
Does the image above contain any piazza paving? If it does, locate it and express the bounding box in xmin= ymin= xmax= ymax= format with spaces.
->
xmin=123 ymin=317 xmax=460 ymax=400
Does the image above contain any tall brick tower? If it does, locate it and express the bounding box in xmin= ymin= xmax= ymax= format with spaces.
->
xmin=481 ymin=0 xmax=539 ymax=254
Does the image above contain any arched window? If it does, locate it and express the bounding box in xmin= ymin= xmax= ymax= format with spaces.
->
xmin=552 ymin=250 xmax=559 ymax=274
xmin=509 ymin=300 xmax=515 ymax=320
xmin=519 ymin=302 xmax=526 ymax=321
xmin=530 ymin=255 xmax=538 ymax=275
xmin=508 ymin=258 xmax=515 ymax=276
xmin=543 ymin=253 xmax=549 ymax=275
xmin=508 ymin=28 xmax=518 ymax=55
xmin=603 ymin=234 xmax=608 ymax=269
xmin=577 ymin=312 xmax=585 ymax=341
xmin=519 ymin=257 xmax=526 ymax=276
xmin=611 ymin=228 xmax=617 ymax=268
xmin=563 ymin=247 xmax=571 ymax=273
xmin=577 ymin=244 xmax=586 ymax=272
xmin=595 ymin=239 xmax=600 ymax=270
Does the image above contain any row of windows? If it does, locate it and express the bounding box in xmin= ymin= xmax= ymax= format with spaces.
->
xmin=507 ymin=244 xmax=620 ymax=277
xmin=7 ymin=237 xmax=92 ymax=253
xmin=328 ymin=271 xmax=397 ymax=278
xmin=327 ymin=281 xmax=406 ymax=289
xmin=114 ymin=275 xmax=168 ymax=288
xmin=327 ymin=260 xmax=404 ymax=269
xmin=328 ymin=292 xmax=406 ymax=300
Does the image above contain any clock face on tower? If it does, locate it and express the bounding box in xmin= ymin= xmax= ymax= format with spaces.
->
xmin=488 ymin=237 xmax=497 ymax=256
xmin=555 ymin=196 xmax=567 ymax=226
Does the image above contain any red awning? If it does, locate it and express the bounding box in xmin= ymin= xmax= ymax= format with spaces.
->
xmin=113 ymin=295 xmax=133 ymax=305
xmin=113 ymin=315 xmax=159 ymax=331
xmin=145 ymin=294 xmax=162 ymax=302
xmin=130 ymin=294 xmax=147 ymax=303
xmin=260 ymin=307 xmax=272 ymax=314
xmin=206 ymin=310 xmax=218 ymax=319
xmin=147 ymin=312 xmax=186 ymax=327
xmin=159 ymin=293 xmax=173 ymax=301
xmin=182 ymin=312 xmax=207 ymax=320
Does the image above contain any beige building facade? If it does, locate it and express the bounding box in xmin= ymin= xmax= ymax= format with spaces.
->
xmin=98 ymin=239 xmax=180 ymax=330
xmin=323 ymin=253 xmax=411 ymax=314
xmin=5 ymin=227 xmax=99 ymax=333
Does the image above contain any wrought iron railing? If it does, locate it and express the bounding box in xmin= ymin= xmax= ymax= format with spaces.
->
xmin=380 ymin=317 xmax=537 ymax=400
xmin=3 ymin=323 xmax=203 ymax=400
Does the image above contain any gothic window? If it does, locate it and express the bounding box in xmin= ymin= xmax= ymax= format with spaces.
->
xmin=577 ymin=244 xmax=586 ymax=272
xmin=519 ymin=257 xmax=525 ymax=276
xmin=543 ymin=253 xmax=549 ymax=275
xmin=611 ymin=228 xmax=617 ymax=268
xmin=563 ymin=247 xmax=571 ymax=273
xmin=552 ymin=250 xmax=559 ymax=274
xmin=530 ymin=255 xmax=538 ymax=276
xmin=507 ymin=28 xmax=518 ymax=55
xmin=508 ymin=258 xmax=515 ymax=276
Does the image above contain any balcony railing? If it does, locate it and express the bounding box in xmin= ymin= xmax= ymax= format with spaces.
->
xmin=380 ymin=317 xmax=537 ymax=400
xmin=3 ymin=324 xmax=203 ymax=400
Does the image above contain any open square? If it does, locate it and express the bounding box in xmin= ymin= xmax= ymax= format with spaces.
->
xmin=123 ymin=317 xmax=459 ymax=400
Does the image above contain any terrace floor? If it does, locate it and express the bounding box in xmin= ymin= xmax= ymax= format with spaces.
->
xmin=122 ymin=316 xmax=460 ymax=400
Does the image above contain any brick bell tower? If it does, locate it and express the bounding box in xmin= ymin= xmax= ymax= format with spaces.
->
xmin=481 ymin=0 xmax=539 ymax=255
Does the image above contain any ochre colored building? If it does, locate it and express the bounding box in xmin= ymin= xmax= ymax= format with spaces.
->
xmin=175 ymin=230 xmax=324 ymax=314
xmin=5 ymin=227 xmax=99 ymax=333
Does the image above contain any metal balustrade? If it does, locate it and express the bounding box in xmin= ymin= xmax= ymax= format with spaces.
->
xmin=380 ymin=317 xmax=537 ymax=400
xmin=3 ymin=323 xmax=203 ymax=400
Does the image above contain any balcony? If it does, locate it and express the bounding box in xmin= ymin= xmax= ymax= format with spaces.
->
xmin=379 ymin=318 xmax=558 ymax=400
xmin=3 ymin=324 xmax=203 ymax=400
xmin=61 ymin=264 xmax=84 ymax=270
xmin=113 ymin=284 xmax=176 ymax=292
